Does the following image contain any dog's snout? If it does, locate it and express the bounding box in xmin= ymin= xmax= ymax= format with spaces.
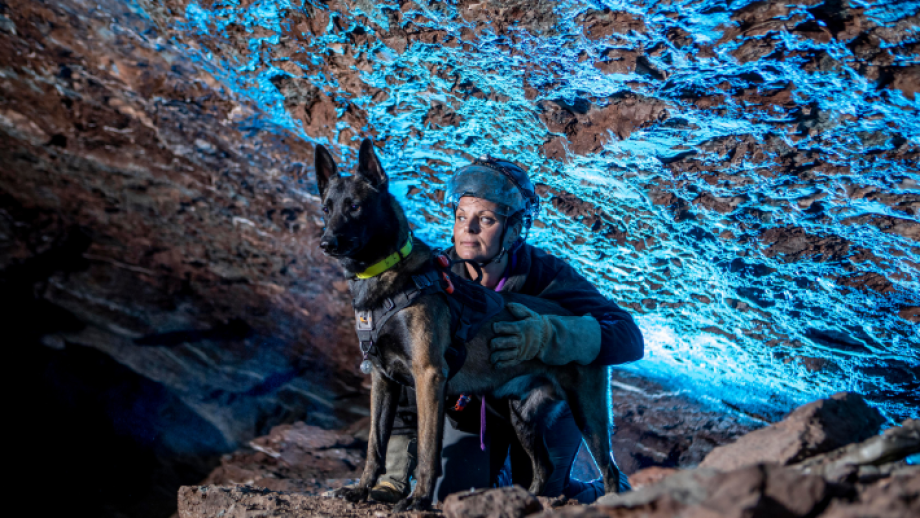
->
xmin=320 ymin=236 xmax=337 ymax=252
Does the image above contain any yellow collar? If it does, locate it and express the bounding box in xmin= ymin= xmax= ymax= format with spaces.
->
xmin=355 ymin=234 xmax=413 ymax=279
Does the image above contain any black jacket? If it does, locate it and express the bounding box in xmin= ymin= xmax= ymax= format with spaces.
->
xmin=390 ymin=242 xmax=643 ymax=433
xmin=449 ymin=242 xmax=644 ymax=365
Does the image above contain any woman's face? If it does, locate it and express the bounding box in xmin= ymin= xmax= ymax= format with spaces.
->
xmin=453 ymin=197 xmax=508 ymax=262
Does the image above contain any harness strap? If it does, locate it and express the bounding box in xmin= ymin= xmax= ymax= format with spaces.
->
xmin=354 ymin=268 xmax=468 ymax=380
xmin=352 ymin=256 xmax=503 ymax=382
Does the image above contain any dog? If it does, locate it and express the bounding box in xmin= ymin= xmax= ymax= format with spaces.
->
xmin=313 ymin=138 xmax=621 ymax=511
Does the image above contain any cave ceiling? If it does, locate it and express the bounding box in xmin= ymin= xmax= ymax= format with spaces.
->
xmin=1 ymin=0 xmax=918 ymax=425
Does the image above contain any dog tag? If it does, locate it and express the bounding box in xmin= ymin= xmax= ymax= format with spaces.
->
xmin=360 ymin=360 xmax=374 ymax=374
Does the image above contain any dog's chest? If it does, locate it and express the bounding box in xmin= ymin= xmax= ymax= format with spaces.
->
xmin=374 ymin=342 xmax=414 ymax=387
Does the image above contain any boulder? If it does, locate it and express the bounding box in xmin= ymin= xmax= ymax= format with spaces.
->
xmin=700 ymin=393 xmax=885 ymax=471
xmin=593 ymin=464 xmax=844 ymax=518
xmin=201 ymin=421 xmax=364 ymax=494
xmin=627 ymin=466 xmax=679 ymax=490
xmin=820 ymin=468 xmax=920 ymax=518
xmin=595 ymin=467 xmax=720 ymax=511
xmin=793 ymin=419 xmax=920 ymax=482
xmin=442 ymin=486 xmax=544 ymax=518
xmin=545 ymin=414 xmax=917 ymax=518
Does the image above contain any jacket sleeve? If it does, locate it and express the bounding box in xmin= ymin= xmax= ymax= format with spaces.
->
xmin=523 ymin=255 xmax=644 ymax=365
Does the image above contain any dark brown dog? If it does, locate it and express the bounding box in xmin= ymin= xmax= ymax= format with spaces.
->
xmin=315 ymin=138 xmax=621 ymax=511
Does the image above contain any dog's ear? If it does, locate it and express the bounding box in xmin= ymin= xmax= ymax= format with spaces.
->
xmin=357 ymin=138 xmax=387 ymax=189
xmin=314 ymin=144 xmax=338 ymax=197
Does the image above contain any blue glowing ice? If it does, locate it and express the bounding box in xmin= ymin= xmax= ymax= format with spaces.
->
xmin=154 ymin=0 xmax=918 ymax=422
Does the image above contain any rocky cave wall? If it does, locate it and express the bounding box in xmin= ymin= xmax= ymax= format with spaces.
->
xmin=0 ymin=0 xmax=918 ymax=515
xmin=130 ymin=0 xmax=919 ymax=418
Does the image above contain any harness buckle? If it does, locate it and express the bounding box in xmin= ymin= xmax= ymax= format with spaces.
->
xmin=384 ymin=298 xmax=395 ymax=311
xmin=413 ymin=274 xmax=431 ymax=289
xmin=355 ymin=310 xmax=374 ymax=331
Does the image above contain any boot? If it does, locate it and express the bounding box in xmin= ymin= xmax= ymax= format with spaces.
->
xmin=369 ymin=434 xmax=417 ymax=502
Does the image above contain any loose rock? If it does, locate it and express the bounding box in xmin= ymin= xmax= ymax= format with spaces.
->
xmin=700 ymin=392 xmax=886 ymax=471
xmin=442 ymin=486 xmax=544 ymax=518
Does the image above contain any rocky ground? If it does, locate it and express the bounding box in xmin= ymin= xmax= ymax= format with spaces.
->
xmin=177 ymin=392 xmax=919 ymax=518
xmin=185 ymin=370 xmax=761 ymax=497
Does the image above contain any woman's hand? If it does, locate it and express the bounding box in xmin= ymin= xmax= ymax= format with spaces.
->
xmin=490 ymin=303 xmax=602 ymax=369
xmin=490 ymin=303 xmax=549 ymax=368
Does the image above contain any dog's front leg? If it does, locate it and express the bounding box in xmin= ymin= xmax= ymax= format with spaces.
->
xmin=333 ymin=368 xmax=400 ymax=503
xmin=394 ymin=364 xmax=446 ymax=512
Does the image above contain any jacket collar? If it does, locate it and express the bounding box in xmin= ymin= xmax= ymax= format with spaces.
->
xmin=446 ymin=241 xmax=531 ymax=291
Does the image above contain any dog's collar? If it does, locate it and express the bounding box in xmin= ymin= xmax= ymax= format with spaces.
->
xmin=355 ymin=234 xmax=413 ymax=279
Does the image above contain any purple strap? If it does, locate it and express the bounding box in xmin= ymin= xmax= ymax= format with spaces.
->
xmin=493 ymin=252 xmax=516 ymax=292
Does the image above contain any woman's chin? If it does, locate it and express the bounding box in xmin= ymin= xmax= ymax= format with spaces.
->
xmin=456 ymin=247 xmax=485 ymax=262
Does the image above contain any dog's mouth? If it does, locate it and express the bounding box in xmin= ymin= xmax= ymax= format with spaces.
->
xmin=321 ymin=236 xmax=363 ymax=258
xmin=322 ymin=246 xmax=358 ymax=258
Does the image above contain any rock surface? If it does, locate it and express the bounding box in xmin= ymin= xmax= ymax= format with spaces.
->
xmin=196 ymin=370 xmax=761 ymax=497
xmin=177 ymin=397 xmax=920 ymax=518
xmin=442 ymin=486 xmax=543 ymax=518
xmin=793 ymin=419 xmax=920 ymax=483
xmin=117 ymin=0 xmax=920 ymax=424
xmin=699 ymin=392 xmax=886 ymax=471
xmin=201 ymin=421 xmax=366 ymax=494
xmin=177 ymin=486 xmax=408 ymax=518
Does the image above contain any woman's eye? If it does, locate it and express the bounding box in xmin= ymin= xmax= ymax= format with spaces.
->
xmin=479 ymin=217 xmax=495 ymax=226
xmin=456 ymin=215 xmax=466 ymax=222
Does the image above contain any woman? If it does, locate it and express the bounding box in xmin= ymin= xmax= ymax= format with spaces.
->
xmin=370 ymin=157 xmax=644 ymax=504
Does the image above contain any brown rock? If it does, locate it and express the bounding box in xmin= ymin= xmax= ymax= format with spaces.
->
xmin=760 ymin=226 xmax=851 ymax=263
xmin=177 ymin=486 xmax=407 ymax=518
xmin=595 ymin=467 xmax=720 ymax=513
xmin=627 ymin=467 xmax=678 ymax=490
xmin=700 ymin=464 xmax=836 ymax=518
xmin=821 ymin=468 xmax=920 ymax=518
xmin=899 ymin=306 xmax=920 ymax=323
xmin=539 ymin=93 xmax=669 ymax=159
xmin=595 ymin=464 xmax=841 ymax=518
xmin=576 ymin=9 xmax=646 ymax=40
xmin=883 ymin=65 xmax=920 ymax=100
xmin=840 ymin=214 xmax=920 ymax=242
xmin=793 ymin=419 xmax=920 ymax=480
xmin=202 ymin=421 xmax=364 ymax=492
xmin=700 ymin=392 xmax=885 ymax=471
xmin=442 ymin=485 xmax=543 ymax=518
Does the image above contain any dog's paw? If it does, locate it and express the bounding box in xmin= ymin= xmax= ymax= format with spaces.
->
xmin=393 ymin=495 xmax=431 ymax=513
xmin=330 ymin=486 xmax=368 ymax=503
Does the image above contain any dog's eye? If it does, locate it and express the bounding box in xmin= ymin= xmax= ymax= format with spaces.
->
xmin=351 ymin=204 xmax=359 ymax=211
xmin=322 ymin=207 xmax=329 ymax=214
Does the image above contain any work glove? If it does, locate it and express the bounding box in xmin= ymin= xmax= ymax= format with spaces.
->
xmin=490 ymin=302 xmax=602 ymax=369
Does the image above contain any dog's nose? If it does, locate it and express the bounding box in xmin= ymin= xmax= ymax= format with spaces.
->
xmin=320 ymin=236 xmax=338 ymax=252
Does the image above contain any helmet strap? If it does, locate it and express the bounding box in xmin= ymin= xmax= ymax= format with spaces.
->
xmin=475 ymin=219 xmax=510 ymax=268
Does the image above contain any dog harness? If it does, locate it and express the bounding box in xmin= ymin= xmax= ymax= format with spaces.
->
xmin=353 ymin=255 xmax=504 ymax=381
